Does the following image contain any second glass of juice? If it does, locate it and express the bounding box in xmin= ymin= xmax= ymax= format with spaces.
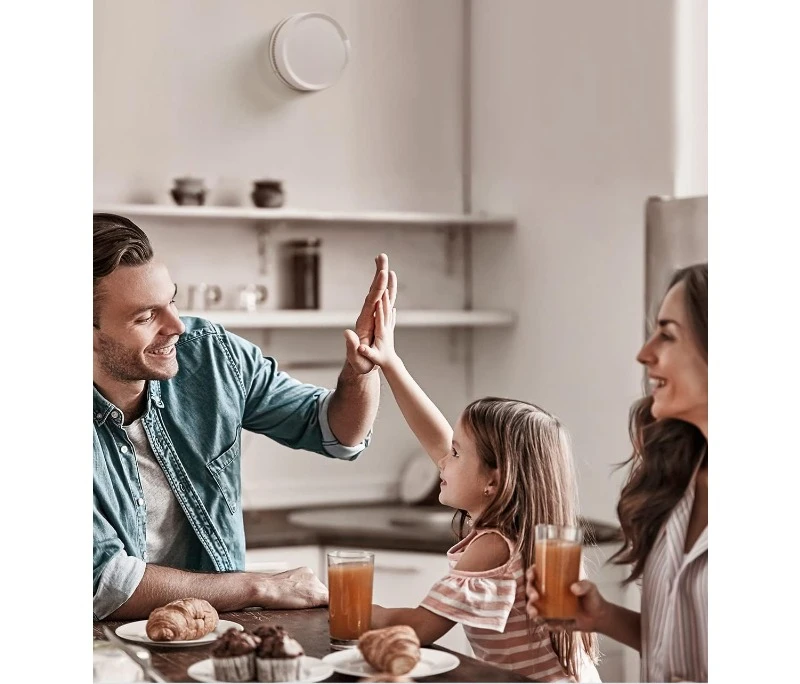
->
xmin=533 ymin=524 xmax=583 ymax=628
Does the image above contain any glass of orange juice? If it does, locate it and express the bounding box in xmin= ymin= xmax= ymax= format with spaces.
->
xmin=327 ymin=550 xmax=375 ymax=650
xmin=533 ymin=524 xmax=583 ymax=628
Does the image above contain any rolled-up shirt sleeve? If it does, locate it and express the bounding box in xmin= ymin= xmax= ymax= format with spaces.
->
xmin=226 ymin=326 xmax=372 ymax=459
xmin=317 ymin=390 xmax=372 ymax=460
xmin=93 ymin=549 xmax=146 ymax=620
xmin=94 ymin=499 xmax=146 ymax=620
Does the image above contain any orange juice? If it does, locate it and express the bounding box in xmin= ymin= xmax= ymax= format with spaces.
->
xmin=534 ymin=539 xmax=582 ymax=621
xmin=328 ymin=562 xmax=374 ymax=641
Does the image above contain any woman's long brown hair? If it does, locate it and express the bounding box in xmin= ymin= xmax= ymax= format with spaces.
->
xmin=611 ymin=263 xmax=708 ymax=581
xmin=453 ymin=398 xmax=599 ymax=680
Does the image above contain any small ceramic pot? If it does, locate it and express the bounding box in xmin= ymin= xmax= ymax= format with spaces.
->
xmin=171 ymin=177 xmax=207 ymax=206
xmin=251 ymin=180 xmax=285 ymax=208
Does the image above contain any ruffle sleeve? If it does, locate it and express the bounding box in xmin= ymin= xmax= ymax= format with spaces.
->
xmin=419 ymin=573 xmax=517 ymax=632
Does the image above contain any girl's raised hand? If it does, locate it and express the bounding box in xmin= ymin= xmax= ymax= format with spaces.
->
xmin=354 ymin=273 xmax=399 ymax=370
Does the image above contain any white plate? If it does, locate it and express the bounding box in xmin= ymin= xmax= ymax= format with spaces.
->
xmin=322 ymin=647 xmax=459 ymax=678
xmin=115 ymin=619 xmax=243 ymax=647
xmin=187 ymin=656 xmax=333 ymax=683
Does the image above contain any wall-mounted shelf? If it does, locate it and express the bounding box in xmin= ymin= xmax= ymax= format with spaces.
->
xmin=194 ymin=309 xmax=515 ymax=329
xmin=94 ymin=204 xmax=516 ymax=227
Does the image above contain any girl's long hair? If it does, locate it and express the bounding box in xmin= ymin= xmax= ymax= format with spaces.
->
xmin=611 ymin=263 xmax=708 ymax=581
xmin=454 ymin=398 xmax=599 ymax=679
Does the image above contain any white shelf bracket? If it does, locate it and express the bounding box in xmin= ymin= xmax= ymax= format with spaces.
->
xmin=256 ymin=223 xmax=271 ymax=275
xmin=256 ymin=220 xmax=288 ymax=275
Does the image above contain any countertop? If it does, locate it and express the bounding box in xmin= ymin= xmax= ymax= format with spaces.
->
xmin=243 ymin=502 xmax=621 ymax=554
xmin=94 ymin=609 xmax=530 ymax=682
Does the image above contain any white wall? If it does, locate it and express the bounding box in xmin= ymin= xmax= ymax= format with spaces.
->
xmin=94 ymin=0 xmax=464 ymax=211
xmin=674 ymin=0 xmax=708 ymax=196
xmin=469 ymin=0 xmax=679 ymax=524
xmin=94 ymin=0 xmax=470 ymax=507
xmin=94 ymin=0 xmax=707 ymax=525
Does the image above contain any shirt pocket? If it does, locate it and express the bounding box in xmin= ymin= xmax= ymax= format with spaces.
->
xmin=205 ymin=425 xmax=242 ymax=515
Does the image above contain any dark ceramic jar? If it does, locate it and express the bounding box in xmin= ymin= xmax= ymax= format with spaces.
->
xmin=251 ymin=179 xmax=285 ymax=208
xmin=171 ymin=177 xmax=206 ymax=206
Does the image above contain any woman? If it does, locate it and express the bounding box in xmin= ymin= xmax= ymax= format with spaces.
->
xmin=526 ymin=263 xmax=708 ymax=682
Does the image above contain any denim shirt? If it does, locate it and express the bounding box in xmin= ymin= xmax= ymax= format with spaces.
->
xmin=93 ymin=316 xmax=371 ymax=619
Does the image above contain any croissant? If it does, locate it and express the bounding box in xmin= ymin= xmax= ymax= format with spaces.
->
xmin=358 ymin=625 xmax=421 ymax=676
xmin=145 ymin=597 xmax=219 ymax=641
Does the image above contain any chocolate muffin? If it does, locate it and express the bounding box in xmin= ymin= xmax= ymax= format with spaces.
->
xmin=211 ymin=627 xmax=260 ymax=682
xmin=255 ymin=627 xmax=305 ymax=682
xmin=252 ymin=624 xmax=289 ymax=641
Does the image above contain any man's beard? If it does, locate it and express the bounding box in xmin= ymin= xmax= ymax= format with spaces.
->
xmin=95 ymin=331 xmax=178 ymax=383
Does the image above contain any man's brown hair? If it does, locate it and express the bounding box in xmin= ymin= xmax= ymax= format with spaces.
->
xmin=93 ymin=213 xmax=154 ymax=327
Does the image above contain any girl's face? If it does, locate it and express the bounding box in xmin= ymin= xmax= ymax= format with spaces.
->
xmin=637 ymin=281 xmax=708 ymax=434
xmin=437 ymin=415 xmax=498 ymax=518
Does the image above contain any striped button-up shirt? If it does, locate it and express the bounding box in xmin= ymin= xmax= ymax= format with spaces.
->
xmin=640 ymin=465 xmax=708 ymax=682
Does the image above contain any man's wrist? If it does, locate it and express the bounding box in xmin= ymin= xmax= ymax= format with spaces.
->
xmin=340 ymin=361 xmax=378 ymax=382
xmin=246 ymin=572 xmax=269 ymax=607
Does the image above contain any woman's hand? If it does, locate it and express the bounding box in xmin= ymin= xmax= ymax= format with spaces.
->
xmin=354 ymin=286 xmax=400 ymax=371
xmin=525 ymin=566 xmax=609 ymax=633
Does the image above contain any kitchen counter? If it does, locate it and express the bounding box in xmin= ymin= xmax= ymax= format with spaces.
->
xmin=244 ymin=502 xmax=621 ymax=554
xmin=94 ymin=609 xmax=530 ymax=682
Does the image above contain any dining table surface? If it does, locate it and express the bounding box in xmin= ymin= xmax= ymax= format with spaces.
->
xmin=94 ymin=608 xmax=531 ymax=682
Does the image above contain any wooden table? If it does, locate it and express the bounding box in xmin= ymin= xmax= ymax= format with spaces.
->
xmin=94 ymin=609 xmax=530 ymax=682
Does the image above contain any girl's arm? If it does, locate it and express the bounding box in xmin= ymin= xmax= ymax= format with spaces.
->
xmin=370 ymin=605 xmax=455 ymax=646
xmin=355 ymin=289 xmax=453 ymax=465
xmin=371 ymin=533 xmax=512 ymax=646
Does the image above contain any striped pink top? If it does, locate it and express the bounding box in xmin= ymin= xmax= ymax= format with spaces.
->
xmin=640 ymin=465 xmax=708 ymax=682
xmin=420 ymin=529 xmax=600 ymax=682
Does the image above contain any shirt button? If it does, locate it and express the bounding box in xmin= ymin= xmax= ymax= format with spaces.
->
xmin=95 ymin=413 xmax=102 ymax=420
xmin=120 ymin=445 xmax=129 ymax=454
xmin=136 ymin=498 xmax=144 ymax=506
xmin=111 ymin=411 xmax=119 ymax=419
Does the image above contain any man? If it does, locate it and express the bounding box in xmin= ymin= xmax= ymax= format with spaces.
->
xmin=93 ymin=212 xmax=396 ymax=620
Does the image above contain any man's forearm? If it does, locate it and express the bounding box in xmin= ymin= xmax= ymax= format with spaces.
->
xmin=107 ymin=565 xmax=260 ymax=620
xmin=327 ymin=364 xmax=379 ymax=446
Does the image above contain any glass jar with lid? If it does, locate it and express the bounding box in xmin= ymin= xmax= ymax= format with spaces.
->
xmin=279 ymin=238 xmax=321 ymax=309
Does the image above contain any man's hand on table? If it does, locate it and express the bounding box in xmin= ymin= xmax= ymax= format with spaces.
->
xmin=253 ymin=566 xmax=329 ymax=609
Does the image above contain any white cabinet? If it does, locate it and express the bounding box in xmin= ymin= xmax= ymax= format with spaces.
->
xmin=323 ymin=546 xmax=473 ymax=657
xmin=245 ymin=545 xmax=323 ymax=578
xmin=583 ymin=543 xmax=641 ymax=683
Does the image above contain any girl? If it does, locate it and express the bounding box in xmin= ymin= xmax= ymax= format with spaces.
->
xmin=354 ymin=289 xmax=600 ymax=682
xmin=525 ymin=263 xmax=708 ymax=682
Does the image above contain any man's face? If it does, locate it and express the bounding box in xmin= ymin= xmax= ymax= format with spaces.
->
xmin=93 ymin=260 xmax=186 ymax=383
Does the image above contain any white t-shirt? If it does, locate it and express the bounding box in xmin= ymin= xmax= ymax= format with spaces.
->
xmin=123 ymin=419 xmax=194 ymax=566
